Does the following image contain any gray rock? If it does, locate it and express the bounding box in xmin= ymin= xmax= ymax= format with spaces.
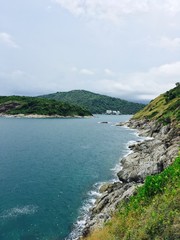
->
xmin=79 ymin=119 xmax=179 ymax=238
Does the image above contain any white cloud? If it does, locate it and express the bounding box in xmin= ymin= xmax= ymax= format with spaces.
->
xmin=0 ymin=32 xmax=19 ymax=48
xmin=0 ymin=62 xmax=178 ymax=101
xmin=163 ymin=0 xmax=180 ymax=15
xmin=71 ymin=67 xmax=78 ymax=72
xmin=11 ymin=70 xmax=25 ymax=77
xmin=104 ymin=68 xmax=115 ymax=76
xmin=52 ymin=0 xmax=180 ymax=22
xmin=71 ymin=67 xmax=95 ymax=75
xmin=152 ymin=36 xmax=180 ymax=50
xmin=0 ymin=70 xmax=27 ymax=80
xmin=92 ymin=62 xmax=180 ymax=101
xmin=80 ymin=68 xmax=94 ymax=75
xmin=150 ymin=61 xmax=180 ymax=76
xmin=0 ymin=70 xmax=45 ymax=96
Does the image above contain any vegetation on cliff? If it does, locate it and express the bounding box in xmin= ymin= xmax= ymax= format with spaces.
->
xmin=83 ymin=85 xmax=180 ymax=240
xmin=39 ymin=90 xmax=145 ymax=114
xmin=133 ymin=84 xmax=180 ymax=124
xmin=0 ymin=96 xmax=92 ymax=116
xmin=84 ymin=153 xmax=180 ymax=240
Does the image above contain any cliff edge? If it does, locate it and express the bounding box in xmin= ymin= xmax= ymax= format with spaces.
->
xmin=80 ymin=84 xmax=180 ymax=240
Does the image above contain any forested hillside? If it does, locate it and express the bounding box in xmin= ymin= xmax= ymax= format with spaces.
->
xmin=0 ymin=96 xmax=92 ymax=117
xmin=39 ymin=90 xmax=145 ymax=114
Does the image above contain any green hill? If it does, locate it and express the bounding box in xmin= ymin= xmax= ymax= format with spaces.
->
xmin=39 ymin=90 xmax=145 ymax=114
xmin=0 ymin=96 xmax=92 ymax=117
xmin=133 ymin=83 xmax=180 ymax=124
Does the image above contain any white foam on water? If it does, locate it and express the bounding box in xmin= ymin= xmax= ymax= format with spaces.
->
xmin=111 ymin=163 xmax=123 ymax=175
xmin=0 ymin=205 xmax=38 ymax=219
xmin=65 ymin=182 xmax=104 ymax=240
xmin=88 ymin=190 xmax=101 ymax=198
xmin=127 ymin=140 xmax=137 ymax=146
xmin=66 ymin=123 xmax=142 ymax=240
xmin=111 ymin=147 xmax=134 ymax=180
xmin=145 ymin=136 xmax=154 ymax=140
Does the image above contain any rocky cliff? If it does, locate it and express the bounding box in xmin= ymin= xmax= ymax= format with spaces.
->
xmin=81 ymin=118 xmax=179 ymax=238
xmin=78 ymin=85 xmax=180 ymax=239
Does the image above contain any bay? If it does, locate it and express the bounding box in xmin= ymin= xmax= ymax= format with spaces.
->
xmin=0 ymin=115 xmax=139 ymax=240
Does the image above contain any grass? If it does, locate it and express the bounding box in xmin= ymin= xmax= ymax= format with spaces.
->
xmin=132 ymin=85 xmax=180 ymax=124
xmin=84 ymin=152 xmax=180 ymax=240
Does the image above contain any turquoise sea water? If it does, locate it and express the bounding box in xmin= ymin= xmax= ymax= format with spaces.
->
xmin=0 ymin=115 xmax=139 ymax=240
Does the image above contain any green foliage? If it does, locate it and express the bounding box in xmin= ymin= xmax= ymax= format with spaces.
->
xmin=115 ymin=153 xmax=180 ymax=239
xmin=132 ymin=155 xmax=179 ymax=203
xmin=0 ymin=96 xmax=92 ymax=116
xmin=133 ymin=84 xmax=180 ymax=123
xmin=85 ymin=153 xmax=180 ymax=240
xmin=164 ymin=85 xmax=180 ymax=103
xmin=39 ymin=90 xmax=145 ymax=114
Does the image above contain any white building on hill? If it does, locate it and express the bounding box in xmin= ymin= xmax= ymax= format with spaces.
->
xmin=106 ymin=110 xmax=121 ymax=115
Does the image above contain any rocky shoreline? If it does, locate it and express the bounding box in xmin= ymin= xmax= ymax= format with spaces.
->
xmin=0 ymin=113 xmax=91 ymax=119
xmin=80 ymin=118 xmax=179 ymax=238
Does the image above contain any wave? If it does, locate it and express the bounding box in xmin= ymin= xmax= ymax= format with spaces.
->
xmin=110 ymin=163 xmax=123 ymax=176
xmin=66 ymin=125 xmax=141 ymax=240
xmin=0 ymin=205 xmax=38 ymax=219
xmin=66 ymin=149 xmax=133 ymax=240
xmin=66 ymin=183 xmax=103 ymax=240
xmin=122 ymin=125 xmax=154 ymax=142
xmin=110 ymin=141 xmax=136 ymax=178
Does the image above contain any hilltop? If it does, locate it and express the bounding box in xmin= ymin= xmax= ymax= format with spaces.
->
xmin=133 ymin=83 xmax=180 ymax=123
xmin=0 ymin=96 xmax=92 ymax=117
xmin=39 ymin=90 xmax=145 ymax=114
xmin=81 ymin=84 xmax=180 ymax=240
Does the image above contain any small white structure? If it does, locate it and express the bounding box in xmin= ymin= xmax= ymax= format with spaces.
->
xmin=106 ymin=110 xmax=121 ymax=115
xmin=106 ymin=110 xmax=112 ymax=114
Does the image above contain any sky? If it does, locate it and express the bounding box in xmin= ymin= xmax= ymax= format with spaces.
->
xmin=0 ymin=0 xmax=180 ymax=102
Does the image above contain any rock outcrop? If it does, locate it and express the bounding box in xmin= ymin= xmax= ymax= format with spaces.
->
xmin=81 ymin=119 xmax=179 ymax=238
xmin=118 ymin=120 xmax=179 ymax=184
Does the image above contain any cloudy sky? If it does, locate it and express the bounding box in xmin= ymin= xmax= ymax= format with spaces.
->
xmin=0 ymin=0 xmax=180 ymax=102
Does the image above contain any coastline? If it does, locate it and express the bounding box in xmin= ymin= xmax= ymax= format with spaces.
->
xmin=77 ymin=118 xmax=179 ymax=239
xmin=0 ymin=113 xmax=92 ymax=119
xmin=66 ymin=125 xmax=140 ymax=240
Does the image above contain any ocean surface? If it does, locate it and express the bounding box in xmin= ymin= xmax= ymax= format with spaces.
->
xmin=0 ymin=115 xmax=140 ymax=240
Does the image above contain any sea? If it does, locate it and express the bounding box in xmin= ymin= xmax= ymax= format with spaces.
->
xmin=0 ymin=115 xmax=140 ymax=240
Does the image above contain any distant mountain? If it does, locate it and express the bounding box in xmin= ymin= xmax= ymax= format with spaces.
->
xmin=39 ymin=90 xmax=145 ymax=114
xmin=0 ymin=96 xmax=92 ymax=117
